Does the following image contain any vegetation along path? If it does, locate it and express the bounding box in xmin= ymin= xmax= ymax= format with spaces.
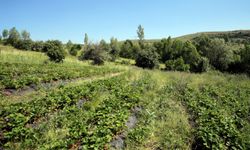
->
xmin=0 ymin=71 xmax=125 ymax=106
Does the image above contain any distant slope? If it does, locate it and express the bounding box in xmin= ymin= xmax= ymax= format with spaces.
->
xmin=127 ymin=30 xmax=250 ymax=43
xmin=175 ymin=30 xmax=250 ymax=41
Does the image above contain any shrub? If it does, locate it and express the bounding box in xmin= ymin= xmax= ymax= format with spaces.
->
xmin=69 ymin=47 xmax=78 ymax=56
xmin=241 ymin=44 xmax=250 ymax=75
xmin=69 ymin=44 xmax=82 ymax=56
xmin=14 ymin=40 xmax=33 ymax=50
xmin=79 ymin=44 xmax=107 ymax=65
xmin=31 ymin=41 xmax=44 ymax=52
xmin=196 ymin=57 xmax=210 ymax=72
xmin=92 ymin=54 xmax=105 ymax=65
xmin=165 ymin=57 xmax=190 ymax=71
xmin=120 ymin=40 xmax=139 ymax=59
xmin=44 ymin=40 xmax=65 ymax=63
xmin=207 ymin=39 xmax=234 ymax=71
xmin=182 ymin=41 xmax=201 ymax=72
xmin=135 ymin=46 xmax=159 ymax=69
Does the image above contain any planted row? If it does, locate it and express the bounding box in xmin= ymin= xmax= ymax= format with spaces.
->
xmin=1 ymin=73 xmax=153 ymax=149
xmin=178 ymin=83 xmax=250 ymax=149
xmin=0 ymin=74 xmax=126 ymax=147
xmin=0 ymin=62 xmax=120 ymax=90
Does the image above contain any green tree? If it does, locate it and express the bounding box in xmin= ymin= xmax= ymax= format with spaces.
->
xmin=207 ymin=38 xmax=233 ymax=71
xmin=7 ymin=27 xmax=21 ymax=46
xmin=69 ymin=44 xmax=81 ymax=56
xmin=44 ymin=40 xmax=65 ymax=63
xmin=2 ymin=29 xmax=9 ymax=39
xmin=79 ymin=44 xmax=107 ymax=65
xmin=196 ymin=57 xmax=210 ymax=72
xmin=154 ymin=37 xmax=173 ymax=62
xmin=31 ymin=41 xmax=44 ymax=52
xmin=21 ymin=30 xmax=31 ymax=40
xmin=66 ymin=40 xmax=73 ymax=50
xmin=241 ymin=44 xmax=250 ymax=74
xmin=120 ymin=40 xmax=140 ymax=59
xmin=84 ymin=33 xmax=89 ymax=51
xmin=165 ymin=57 xmax=190 ymax=72
xmin=182 ymin=41 xmax=201 ymax=72
xmin=69 ymin=47 xmax=78 ymax=56
xmin=109 ymin=37 xmax=120 ymax=61
xmin=171 ymin=39 xmax=184 ymax=59
xmin=99 ymin=39 xmax=110 ymax=52
xmin=137 ymin=25 xmax=145 ymax=48
xmin=120 ymin=40 xmax=134 ymax=59
xmin=15 ymin=39 xmax=33 ymax=50
xmin=193 ymin=34 xmax=212 ymax=56
xmin=135 ymin=45 xmax=159 ymax=69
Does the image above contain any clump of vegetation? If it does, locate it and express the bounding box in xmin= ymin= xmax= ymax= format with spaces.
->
xmin=44 ymin=40 xmax=65 ymax=63
xmin=69 ymin=44 xmax=81 ymax=56
xmin=135 ymin=45 xmax=159 ymax=69
xmin=79 ymin=44 xmax=107 ymax=65
xmin=165 ymin=57 xmax=190 ymax=71
xmin=109 ymin=37 xmax=120 ymax=61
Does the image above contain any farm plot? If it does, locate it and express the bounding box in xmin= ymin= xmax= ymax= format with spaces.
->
xmin=0 ymin=62 xmax=121 ymax=91
xmin=0 ymin=72 xmax=152 ymax=149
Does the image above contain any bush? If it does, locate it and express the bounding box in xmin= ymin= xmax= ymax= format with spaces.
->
xmin=165 ymin=57 xmax=190 ymax=71
xmin=69 ymin=47 xmax=78 ymax=56
xmin=79 ymin=44 xmax=107 ymax=65
xmin=69 ymin=44 xmax=82 ymax=56
xmin=14 ymin=40 xmax=33 ymax=50
xmin=241 ymin=44 xmax=250 ymax=75
xmin=44 ymin=40 xmax=65 ymax=63
xmin=92 ymin=54 xmax=105 ymax=65
xmin=120 ymin=40 xmax=139 ymax=59
xmin=79 ymin=47 xmax=96 ymax=60
xmin=196 ymin=57 xmax=210 ymax=72
xmin=31 ymin=41 xmax=44 ymax=52
xmin=207 ymin=39 xmax=233 ymax=71
xmin=135 ymin=46 xmax=159 ymax=69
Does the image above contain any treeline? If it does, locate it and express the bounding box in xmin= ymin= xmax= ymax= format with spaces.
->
xmin=1 ymin=26 xmax=249 ymax=74
xmin=119 ymin=26 xmax=250 ymax=75
xmin=0 ymin=27 xmax=81 ymax=62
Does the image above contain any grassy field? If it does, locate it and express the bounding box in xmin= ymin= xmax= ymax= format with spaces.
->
xmin=0 ymin=45 xmax=250 ymax=149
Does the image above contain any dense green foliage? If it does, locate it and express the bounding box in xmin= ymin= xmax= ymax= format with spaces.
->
xmin=44 ymin=40 xmax=65 ymax=63
xmin=1 ymin=27 xmax=249 ymax=75
xmin=135 ymin=46 xmax=159 ymax=69
xmin=137 ymin=25 xmax=145 ymax=48
xmin=109 ymin=37 xmax=120 ymax=61
xmin=165 ymin=57 xmax=190 ymax=71
xmin=120 ymin=40 xmax=139 ymax=59
xmin=69 ymin=44 xmax=81 ymax=56
xmin=177 ymin=83 xmax=250 ymax=149
xmin=240 ymin=45 xmax=250 ymax=74
xmin=79 ymin=44 xmax=107 ymax=65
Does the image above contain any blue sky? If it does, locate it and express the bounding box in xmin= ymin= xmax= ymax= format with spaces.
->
xmin=1 ymin=0 xmax=249 ymax=43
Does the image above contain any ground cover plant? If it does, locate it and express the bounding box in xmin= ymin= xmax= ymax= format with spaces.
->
xmin=0 ymin=25 xmax=250 ymax=150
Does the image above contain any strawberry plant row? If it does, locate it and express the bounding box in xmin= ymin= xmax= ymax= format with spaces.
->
xmin=0 ymin=74 xmax=127 ymax=148
xmin=178 ymin=83 xmax=250 ymax=149
xmin=1 ymin=73 xmax=152 ymax=149
xmin=0 ymin=62 xmax=120 ymax=90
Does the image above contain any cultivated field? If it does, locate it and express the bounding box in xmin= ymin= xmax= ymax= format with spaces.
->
xmin=0 ymin=45 xmax=249 ymax=149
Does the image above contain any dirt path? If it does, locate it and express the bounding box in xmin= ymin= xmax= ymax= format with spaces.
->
xmin=1 ymin=72 xmax=125 ymax=105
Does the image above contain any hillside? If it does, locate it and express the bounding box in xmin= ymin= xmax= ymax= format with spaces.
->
xmin=0 ymin=45 xmax=250 ymax=149
xmin=126 ymin=30 xmax=250 ymax=43
xmin=176 ymin=30 xmax=250 ymax=41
